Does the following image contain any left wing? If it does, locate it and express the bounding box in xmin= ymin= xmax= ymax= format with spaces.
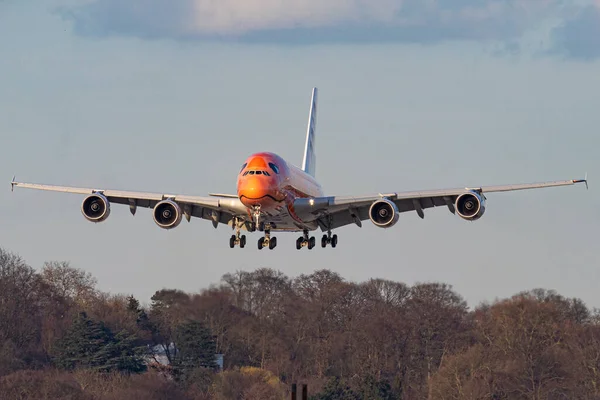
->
xmin=11 ymin=179 xmax=250 ymax=229
xmin=292 ymin=177 xmax=588 ymax=231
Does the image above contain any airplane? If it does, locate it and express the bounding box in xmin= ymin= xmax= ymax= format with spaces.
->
xmin=10 ymin=87 xmax=588 ymax=250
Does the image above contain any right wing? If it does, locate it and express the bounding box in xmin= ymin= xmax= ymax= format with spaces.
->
xmin=11 ymin=179 xmax=249 ymax=229
xmin=292 ymin=177 xmax=588 ymax=231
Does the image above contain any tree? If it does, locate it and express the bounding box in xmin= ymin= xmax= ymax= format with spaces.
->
xmin=357 ymin=375 xmax=394 ymax=400
xmin=211 ymin=366 xmax=287 ymax=400
xmin=124 ymin=295 xmax=156 ymax=347
xmin=172 ymin=320 xmax=218 ymax=382
xmin=0 ymin=369 xmax=91 ymax=400
xmin=4 ymin=244 xmax=600 ymax=399
xmin=53 ymin=312 xmax=146 ymax=374
xmin=40 ymin=261 xmax=98 ymax=307
xmin=0 ymin=248 xmax=45 ymax=375
xmin=430 ymin=295 xmax=579 ymax=399
xmin=149 ymin=289 xmax=191 ymax=364
xmin=311 ymin=377 xmax=360 ymax=400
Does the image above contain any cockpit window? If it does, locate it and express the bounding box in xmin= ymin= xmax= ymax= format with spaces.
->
xmin=240 ymin=163 xmax=247 ymax=173
xmin=268 ymin=162 xmax=280 ymax=174
xmin=242 ymin=170 xmax=271 ymax=177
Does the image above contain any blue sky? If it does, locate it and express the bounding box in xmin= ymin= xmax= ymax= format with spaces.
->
xmin=1 ymin=0 xmax=598 ymax=308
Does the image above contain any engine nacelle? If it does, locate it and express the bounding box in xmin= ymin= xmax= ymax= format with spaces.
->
xmin=455 ymin=191 xmax=486 ymax=221
xmin=369 ymin=198 xmax=400 ymax=228
xmin=153 ymin=199 xmax=183 ymax=229
xmin=81 ymin=193 xmax=111 ymax=223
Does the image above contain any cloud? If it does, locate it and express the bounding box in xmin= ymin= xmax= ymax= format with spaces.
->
xmin=59 ymin=0 xmax=599 ymax=59
xmin=550 ymin=4 xmax=600 ymax=60
xmin=60 ymin=0 xmax=555 ymax=39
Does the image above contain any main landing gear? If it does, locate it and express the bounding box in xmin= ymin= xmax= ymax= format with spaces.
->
xmin=296 ymin=230 xmax=316 ymax=250
xmin=228 ymin=211 xmax=339 ymax=250
xmin=229 ymin=234 xmax=246 ymax=248
xmin=321 ymin=230 xmax=338 ymax=248
xmin=229 ymin=217 xmax=247 ymax=248
xmin=258 ymin=226 xmax=277 ymax=250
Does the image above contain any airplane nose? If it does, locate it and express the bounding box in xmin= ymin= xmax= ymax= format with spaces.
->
xmin=238 ymin=172 xmax=280 ymax=208
xmin=240 ymin=176 xmax=269 ymax=199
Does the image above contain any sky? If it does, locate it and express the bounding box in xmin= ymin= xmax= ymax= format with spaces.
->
xmin=0 ymin=0 xmax=598 ymax=309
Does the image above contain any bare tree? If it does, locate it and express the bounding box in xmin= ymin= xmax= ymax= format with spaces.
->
xmin=40 ymin=261 xmax=98 ymax=307
xmin=0 ymin=249 xmax=46 ymax=375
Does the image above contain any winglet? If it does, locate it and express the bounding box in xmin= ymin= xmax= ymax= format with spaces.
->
xmin=573 ymin=172 xmax=588 ymax=190
xmin=10 ymin=176 xmax=16 ymax=192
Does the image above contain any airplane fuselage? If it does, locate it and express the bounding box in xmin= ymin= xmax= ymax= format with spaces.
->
xmin=237 ymin=152 xmax=323 ymax=231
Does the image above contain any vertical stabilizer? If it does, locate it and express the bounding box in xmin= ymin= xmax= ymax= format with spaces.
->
xmin=301 ymin=87 xmax=317 ymax=177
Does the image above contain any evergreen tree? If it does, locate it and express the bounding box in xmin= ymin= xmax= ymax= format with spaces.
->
xmin=310 ymin=377 xmax=360 ymax=400
xmin=171 ymin=320 xmax=218 ymax=382
xmin=358 ymin=375 xmax=394 ymax=400
xmin=126 ymin=295 xmax=156 ymax=339
xmin=103 ymin=330 xmax=148 ymax=374
xmin=53 ymin=312 xmax=147 ymax=374
xmin=126 ymin=295 xmax=140 ymax=312
xmin=53 ymin=312 xmax=112 ymax=371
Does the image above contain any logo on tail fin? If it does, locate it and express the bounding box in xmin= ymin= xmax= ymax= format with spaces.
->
xmin=302 ymin=87 xmax=317 ymax=177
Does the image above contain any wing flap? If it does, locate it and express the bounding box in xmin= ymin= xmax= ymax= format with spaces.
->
xmin=478 ymin=179 xmax=585 ymax=193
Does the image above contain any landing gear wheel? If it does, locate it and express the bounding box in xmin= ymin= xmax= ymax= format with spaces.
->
xmin=240 ymin=235 xmax=246 ymax=248
xmin=319 ymin=229 xmax=338 ymax=248
xmin=229 ymin=235 xmax=235 ymax=248
xmin=296 ymin=230 xmax=317 ymax=250
xmin=269 ymin=236 xmax=277 ymax=250
xmin=258 ymin=226 xmax=276 ymax=250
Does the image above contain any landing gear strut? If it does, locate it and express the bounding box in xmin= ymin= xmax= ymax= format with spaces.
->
xmin=296 ymin=230 xmax=316 ymax=250
xmin=258 ymin=225 xmax=277 ymax=250
xmin=252 ymin=206 xmax=262 ymax=230
xmin=321 ymin=230 xmax=338 ymax=248
xmin=229 ymin=217 xmax=246 ymax=248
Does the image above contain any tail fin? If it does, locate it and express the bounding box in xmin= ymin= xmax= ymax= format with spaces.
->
xmin=301 ymin=87 xmax=318 ymax=177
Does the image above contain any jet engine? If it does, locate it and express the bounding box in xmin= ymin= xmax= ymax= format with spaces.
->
xmin=455 ymin=191 xmax=486 ymax=221
xmin=153 ymin=199 xmax=183 ymax=229
xmin=369 ymin=198 xmax=399 ymax=228
xmin=81 ymin=193 xmax=111 ymax=222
